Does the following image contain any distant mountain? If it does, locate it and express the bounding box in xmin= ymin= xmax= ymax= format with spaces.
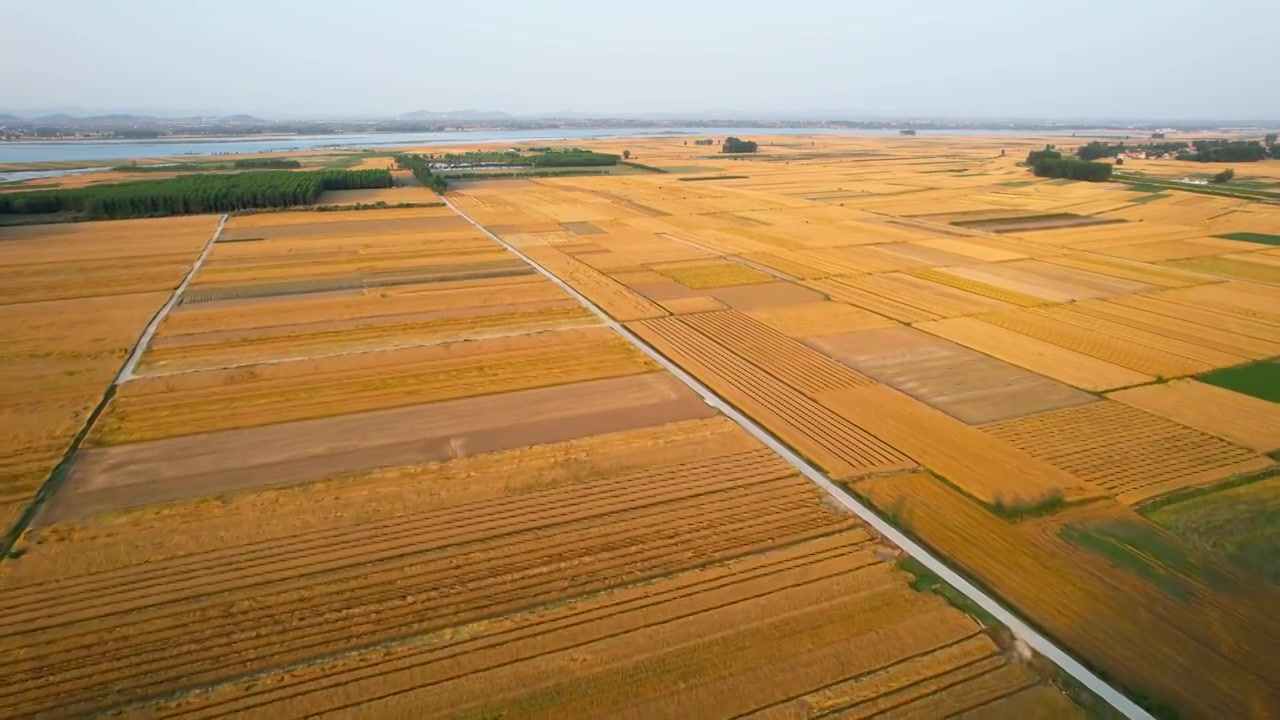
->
xmin=0 ymin=114 xmax=20 ymax=122
xmin=398 ymin=109 xmax=512 ymax=121
xmin=221 ymin=114 xmax=265 ymax=123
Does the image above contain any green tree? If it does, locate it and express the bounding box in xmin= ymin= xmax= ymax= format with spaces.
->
xmin=623 ymin=150 xmax=631 ymax=159
xmin=1212 ymin=168 xmax=1235 ymax=184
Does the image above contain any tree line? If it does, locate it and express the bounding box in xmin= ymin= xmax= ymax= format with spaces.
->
xmin=0 ymin=169 xmax=392 ymax=219
xmin=722 ymin=137 xmax=758 ymax=154
xmin=233 ymin=158 xmax=303 ymax=169
xmin=1075 ymin=138 xmax=1277 ymax=163
xmin=394 ymin=154 xmax=449 ymax=194
xmin=1024 ymin=148 xmax=1112 ymax=181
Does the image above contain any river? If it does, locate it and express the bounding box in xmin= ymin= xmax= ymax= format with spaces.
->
xmin=0 ymin=126 xmax=1087 ymax=165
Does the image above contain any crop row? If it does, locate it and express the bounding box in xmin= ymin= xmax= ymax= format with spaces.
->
xmin=0 ymin=462 xmax=839 ymax=715
xmin=631 ymin=317 xmax=912 ymax=478
xmin=147 ymin=531 xmax=883 ymax=718
xmin=679 ymin=310 xmax=872 ymax=395
xmin=982 ymin=401 xmax=1271 ymax=502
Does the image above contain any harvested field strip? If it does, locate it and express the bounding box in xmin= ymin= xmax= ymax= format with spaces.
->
xmin=149 ymin=300 xmax=587 ymax=351
xmin=807 ymin=274 xmax=1012 ymax=323
xmin=181 ymin=264 xmax=535 ymax=305
xmin=3 ymin=508 xmax=856 ymax=716
xmin=955 ymin=685 xmax=1093 ymax=718
xmin=905 ymin=267 xmax=1050 ymax=307
xmin=142 ymin=534 xmax=890 ymax=718
xmin=415 ymin=587 xmax=978 ymax=719
xmin=520 ymin=245 xmax=666 ymax=321
xmin=141 ymin=305 xmax=597 ymax=371
xmin=818 ymin=384 xmax=1100 ymax=505
xmin=55 ymin=374 xmax=717 ymax=522
xmin=977 ymin=309 xmax=1229 ymax=377
xmin=1166 ymin=255 xmax=1280 ymax=285
xmin=180 ymin=277 xmax=361 ymax=304
xmin=744 ymin=301 xmax=897 ymax=338
xmin=6 ymin=513 xmax=847 ymax=717
xmin=854 ymin=472 xmax=1280 ymax=719
xmin=741 ymin=252 xmax=831 ymax=279
xmin=766 ymin=633 xmax=997 ymax=717
xmin=96 ymin=336 xmax=651 ymax=444
xmin=983 ymin=401 xmax=1274 ymax=504
xmin=1041 ymin=254 xmax=1214 ymax=288
xmin=1064 ymin=301 xmax=1280 ymax=359
xmin=1108 ymin=381 xmax=1280 ymax=453
xmin=789 ymin=249 xmax=892 ymax=277
xmin=192 ymin=250 xmax=517 ymax=285
xmin=150 ymin=559 xmax=926 ymax=718
xmin=3 ymin=486 xmax=825 ymax=653
xmin=841 ymin=661 xmax=1039 ymax=718
xmin=631 ymin=318 xmax=913 ymax=478
xmin=149 ymin=298 xmax=586 ymax=351
xmin=807 ymin=277 xmax=941 ymax=324
xmin=954 ymin=213 xmax=1124 ymax=233
xmin=653 ymin=262 xmax=774 ymax=288
xmin=1033 ymin=305 xmax=1249 ymax=369
xmin=914 ymin=317 xmax=1154 ymax=392
xmin=0 ymin=476 xmax=845 ymax=710
xmin=1108 ymin=294 xmax=1280 ymax=342
xmin=2 ymin=449 xmax=789 ymax=605
xmin=679 ymin=311 xmax=872 ymax=395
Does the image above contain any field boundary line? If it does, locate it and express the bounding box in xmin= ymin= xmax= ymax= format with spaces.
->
xmin=128 ymin=319 xmax=603 ymax=381
xmin=0 ymin=215 xmax=227 ymax=561
xmin=443 ymin=197 xmax=1155 ymax=720
xmin=116 ymin=214 xmax=226 ymax=383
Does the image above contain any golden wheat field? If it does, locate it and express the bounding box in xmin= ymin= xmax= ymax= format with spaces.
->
xmin=442 ymin=132 xmax=1280 ymax=718
xmin=4 ymin=132 xmax=1280 ymax=718
xmin=0 ymin=179 xmax=1085 ymax=719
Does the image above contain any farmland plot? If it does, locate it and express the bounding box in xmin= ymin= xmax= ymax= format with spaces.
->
xmin=983 ymin=401 xmax=1274 ymax=504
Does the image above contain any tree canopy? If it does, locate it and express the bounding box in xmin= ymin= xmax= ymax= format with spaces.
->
xmin=394 ymin=153 xmax=448 ymax=194
xmin=0 ymin=169 xmax=392 ymax=219
xmin=722 ymin=137 xmax=758 ymax=154
xmin=1031 ymin=157 xmax=1113 ymax=182
xmin=233 ymin=158 xmax=302 ymax=169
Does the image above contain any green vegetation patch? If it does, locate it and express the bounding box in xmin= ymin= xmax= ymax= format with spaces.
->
xmin=1141 ymin=471 xmax=1280 ymax=586
xmin=895 ymin=556 xmax=997 ymax=627
xmin=991 ymin=491 xmax=1066 ymax=520
xmin=1196 ymin=359 xmax=1280 ymax=402
xmin=997 ymin=180 xmax=1038 ymax=187
xmin=1124 ymin=183 xmax=1165 ymax=193
xmin=1130 ymin=192 xmax=1171 ymax=204
xmin=1214 ymin=232 xmax=1280 ymax=246
xmin=1060 ymin=518 xmax=1239 ymax=601
xmin=678 ymin=175 xmax=749 ymax=182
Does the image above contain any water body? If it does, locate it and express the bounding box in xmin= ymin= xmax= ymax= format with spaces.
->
xmin=0 ymin=126 xmax=1082 ymax=165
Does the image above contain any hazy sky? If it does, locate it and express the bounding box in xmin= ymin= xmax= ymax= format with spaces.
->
xmin=4 ymin=0 xmax=1278 ymax=120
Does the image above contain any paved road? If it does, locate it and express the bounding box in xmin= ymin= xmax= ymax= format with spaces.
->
xmin=443 ymin=197 xmax=1156 ymax=720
